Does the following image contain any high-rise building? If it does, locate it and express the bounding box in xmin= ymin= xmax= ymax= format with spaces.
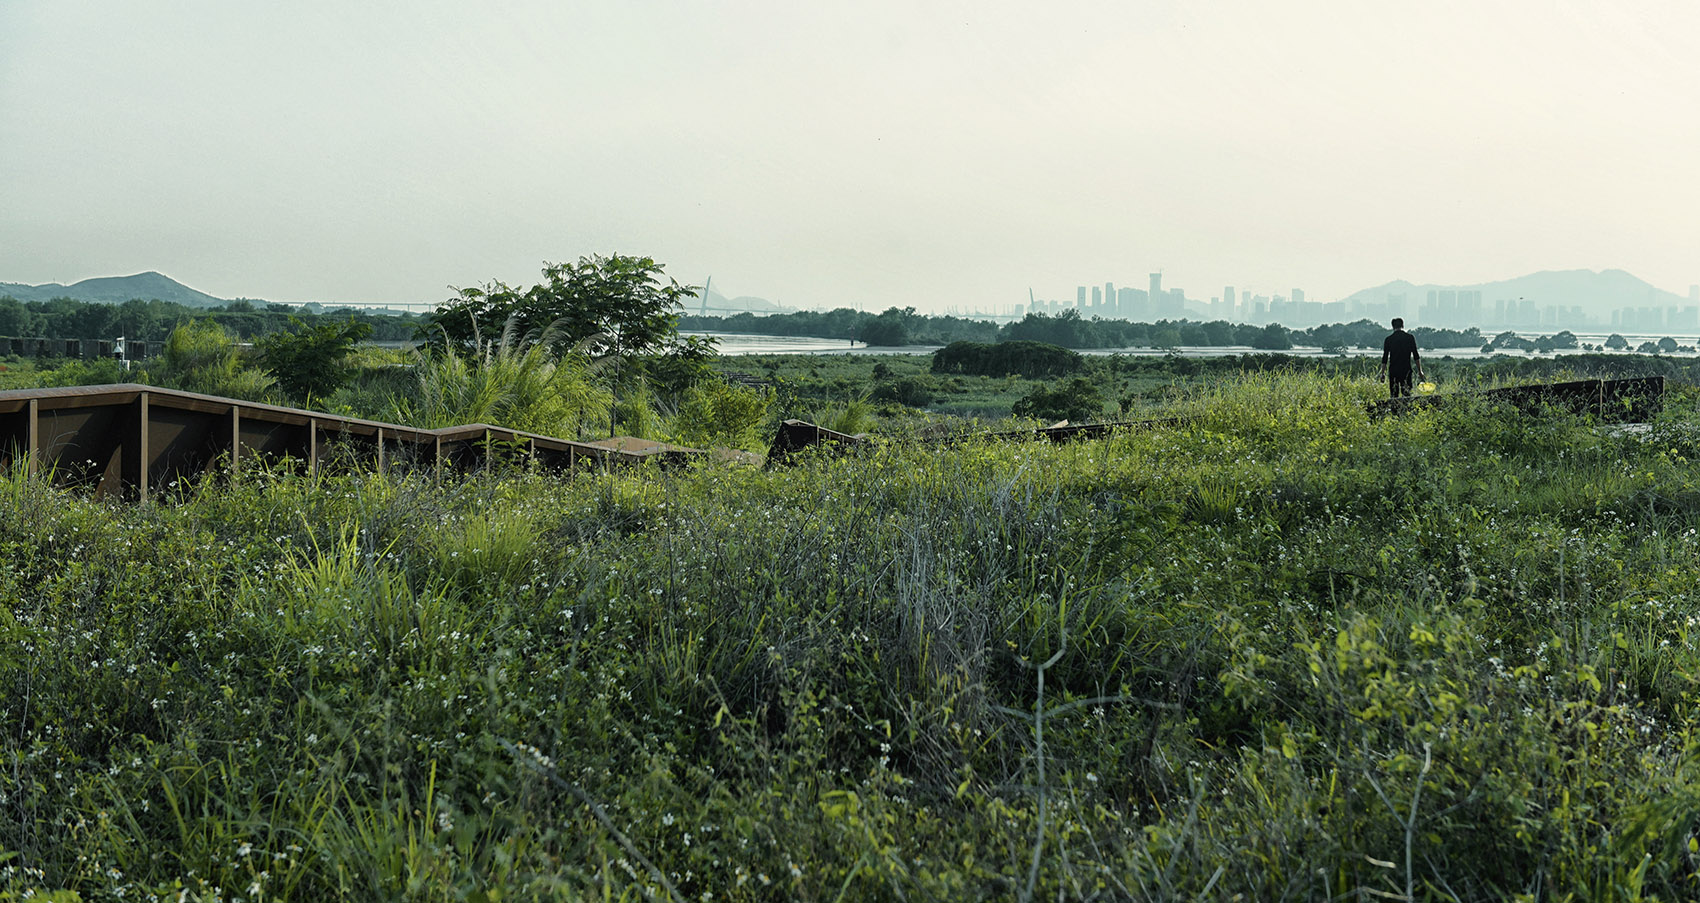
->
xmin=1105 ymin=283 xmax=1115 ymax=317
xmin=1149 ymin=273 xmax=1162 ymax=311
xmin=1292 ymin=288 xmax=1305 ymax=305
xmin=1091 ymin=286 xmax=1102 ymax=310
xmin=1118 ymin=287 xmax=1143 ymax=321
xmin=1076 ymin=286 xmax=1087 ymax=309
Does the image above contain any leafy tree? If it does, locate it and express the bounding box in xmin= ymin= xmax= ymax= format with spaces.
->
xmin=427 ymin=254 xmax=695 ymax=360
xmin=1149 ymin=326 xmax=1183 ymax=348
xmin=1606 ymin=333 xmax=1629 ymax=350
xmin=426 ymin=254 xmax=698 ymax=435
xmin=256 ymin=317 xmax=373 ymax=403
xmin=859 ymin=307 xmax=917 ymax=346
xmin=644 ymin=334 xmax=721 ymax=403
xmin=0 ymin=297 xmax=30 ymax=336
xmin=1658 ymin=336 xmax=1679 ymax=353
xmin=1250 ymin=324 xmax=1293 ymax=350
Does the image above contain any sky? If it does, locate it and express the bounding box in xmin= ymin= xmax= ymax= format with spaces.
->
xmin=3 ymin=0 xmax=1698 ymax=313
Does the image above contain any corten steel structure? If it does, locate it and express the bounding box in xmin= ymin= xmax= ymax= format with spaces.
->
xmin=0 ymin=337 xmax=161 ymax=361
xmin=0 ymin=384 xmax=700 ymax=500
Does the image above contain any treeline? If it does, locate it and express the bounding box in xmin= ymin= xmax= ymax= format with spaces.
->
xmin=682 ymin=306 xmax=1486 ymax=351
xmin=931 ymin=340 xmax=1082 ymax=377
xmin=0 ymin=295 xmax=422 ymax=343
xmin=680 ymin=307 xmax=1000 ymax=346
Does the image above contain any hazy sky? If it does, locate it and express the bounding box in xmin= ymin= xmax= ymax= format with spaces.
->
xmin=4 ymin=1 xmax=1698 ymax=311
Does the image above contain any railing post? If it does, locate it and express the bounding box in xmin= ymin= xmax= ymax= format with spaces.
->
xmin=138 ymin=392 xmax=150 ymax=503
xmin=25 ymin=398 xmax=37 ymax=478
xmin=230 ymin=406 xmax=241 ymax=478
xmin=308 ymin=417 xmax=319 ymax=475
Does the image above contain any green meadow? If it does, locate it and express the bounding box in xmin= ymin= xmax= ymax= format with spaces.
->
xmin=6 ymin=369 xmax=1700 ymax=900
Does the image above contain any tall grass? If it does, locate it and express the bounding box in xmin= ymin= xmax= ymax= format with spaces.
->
xmin=6 ymin=371 xmax=1700 ymax=900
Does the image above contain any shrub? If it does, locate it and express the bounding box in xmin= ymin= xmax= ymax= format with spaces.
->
xmin=1011 ymin=376 xmax=1104 ymax=422
xmin=670 ymin=379 xmax=773 ymax=449
xmin=145 ymin=319 xmax=276 ymax=400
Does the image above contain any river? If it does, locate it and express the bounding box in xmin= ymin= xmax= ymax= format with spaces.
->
xmin=692 ymin=331 xmax=1700 ymax=359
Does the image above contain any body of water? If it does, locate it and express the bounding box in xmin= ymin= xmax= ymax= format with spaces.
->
xmin=693 ymin=331 xmax=1700 ymax=359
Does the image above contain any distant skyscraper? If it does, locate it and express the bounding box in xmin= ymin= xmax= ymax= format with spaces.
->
xmin=1292 ymin=288 xmax=1304 ymax=304
xmin=1091 ymin=286 xmax=1102 ymax=309
xmin=1119 ymin=287 xmax=1146 ymax=320
xmin=1691 ymin=284 xmax=1699 ymax=302
xmin=1076 ymin=286 xmax=1087 ymax=309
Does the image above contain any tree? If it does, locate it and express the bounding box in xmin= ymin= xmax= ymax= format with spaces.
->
xmin=0 ymin=297 xmax=29 ymax=336
xmin=1606 ymin=333 xmax=1629 ymax=350
xmin=859 ymin=307 xmax=916 ymax=346
xmin=426 ymin=255 xmax=695 ymax=361
xmin=1250 ymin=323 xmax=1292 ymax=350
xmin=256 ymin=317 xmax=373 ymax=403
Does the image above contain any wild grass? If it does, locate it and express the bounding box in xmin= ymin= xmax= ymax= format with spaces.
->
xmin=5 ymin=371 xmax=1700 ymax=900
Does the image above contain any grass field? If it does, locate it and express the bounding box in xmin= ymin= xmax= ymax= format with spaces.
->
xmin=6 ymin=370 xmax=1700 ymax=900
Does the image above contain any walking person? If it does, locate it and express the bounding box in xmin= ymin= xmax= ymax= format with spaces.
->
xmin=1380 ymin=318 xmax=1425 ymax=397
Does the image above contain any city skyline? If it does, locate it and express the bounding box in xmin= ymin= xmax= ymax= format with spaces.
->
xmin=1011 ymin=268 xmax=1700 ymax=333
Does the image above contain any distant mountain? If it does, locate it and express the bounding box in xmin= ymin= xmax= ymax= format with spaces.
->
xmin=0 ymin=271 xmax=228 ymax=308
xmin=1343 ymin=269 xmax=1691 ymax=320
xmin=692 ymin=286 xmax=787 ymax=314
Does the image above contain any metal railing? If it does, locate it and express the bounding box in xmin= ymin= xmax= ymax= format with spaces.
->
xmin=0 ymin=384 xmax=700 ymax=500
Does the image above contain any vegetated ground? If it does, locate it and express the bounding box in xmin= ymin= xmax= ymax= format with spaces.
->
xmin=722 ymin=348 xmax=1700 ymax=427
xmin=9 ymin=371 xmax=1700 ymax=900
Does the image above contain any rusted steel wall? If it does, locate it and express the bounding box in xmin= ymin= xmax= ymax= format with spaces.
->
xmin=0 ymin=384 xmax=701 ymax=499
xmin=1 ymin=337 xmax=159 ymax=361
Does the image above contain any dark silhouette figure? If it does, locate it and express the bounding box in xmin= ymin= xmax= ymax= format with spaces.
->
xmin=1380 ymin=318 xmax=1425 ymax=397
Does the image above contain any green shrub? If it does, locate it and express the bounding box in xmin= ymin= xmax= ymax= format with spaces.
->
xmin=669 ymin=379 xmax=773 ymax=449
xmin=1012 ymin=376 xmax=1104 ymax=422
xmin=145 ymin=319 xmax=276 ymax=400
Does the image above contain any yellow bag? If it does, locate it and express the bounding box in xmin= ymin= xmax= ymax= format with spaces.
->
xmin=1418 ymin=381 xmax=1436 ymax=394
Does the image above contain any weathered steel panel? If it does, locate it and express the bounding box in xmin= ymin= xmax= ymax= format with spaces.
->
xmin=0 ymin=383 xmax=705 ymax=498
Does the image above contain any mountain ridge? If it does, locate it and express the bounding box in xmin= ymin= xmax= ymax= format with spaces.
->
xmin=0 ymin=271 xmax=228 ymax=308
xmin=1340 ymin=268 xmax=1693 ymax=320
xmin=4 ymin=268 xmax=1692 ymax=322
